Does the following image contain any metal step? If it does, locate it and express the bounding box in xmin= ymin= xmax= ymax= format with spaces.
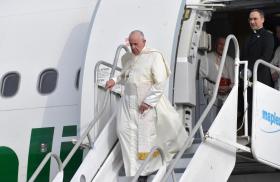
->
xmin=117 ymin=176 xmax=133 ymax=182
xmin=147 ymin=172 xmax=183 ymax=182
xmin=118 ymin=172 xmax=184 ymax=182
xmin=117 ymin=142 xmax=201 ymax=182
xmin=117 ymin=139 xmax=280 ymax=182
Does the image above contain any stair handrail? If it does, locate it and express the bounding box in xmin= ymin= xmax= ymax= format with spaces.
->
xmin=94 ymin=60 xmax=122 ymax=84
xmin=131 ymin=146 xmax=166 ymax=182
xmin=94 ymin=60 xmax=122 ymax=115
xmin=238 ymin=60 xmax=249 ymax=137
xmin=253 ymin=59 xmax=280 ymax=83
xmin=252 ymin=59 xmax=280 ymax=143
xmin=61 ymin=44 xmax=129 ymax=169
xmin=161 ymin=34 xmax=240 ymax=181
xmin=110 ymin=45 xmax=129 ymax=77
xmin=28 ymin=153 xmax=63 ymax=182
xmin=28 ymin=44 xmax=129 ymax=182
xmin=251 ymin=59 xmax=280 ymax=168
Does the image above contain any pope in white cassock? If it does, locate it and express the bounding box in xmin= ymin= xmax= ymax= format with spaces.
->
xmin=106 ymin=30 xmax=188 ymax=180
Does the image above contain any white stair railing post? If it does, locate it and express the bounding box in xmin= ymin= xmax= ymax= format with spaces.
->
xmin=28 ymin=45 xmax=129 ymax=182
xmin=161 ymin=35 xmax=240 ymax=182
xmin=28 ymin=153 xmax=63 ymax=182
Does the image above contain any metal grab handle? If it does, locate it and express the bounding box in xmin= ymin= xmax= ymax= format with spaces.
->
xmin=110 ymin=44 xmax=130 ymax=78
xmin=28 ymin=45 xmax=129 ymax=182
xmin=131 ymin=146 xmax=166 ymax=182
xmin=28 ymin=153 xmax=62 ymax=182
xmin=238 ymin=61 xmax=249 ymax=137
xmin=93 ymin=60 xmax=122 ymax=115
xmin=61 ymin=44 xmax=129 ymax=170
xmin=253 ymin=59 xmax=280 ymax=83
xmin=94 ymin=60 xmax=122 ymax=85
xmin=161 ymin=35 xmax=240 ymax=182
xmin=28 ymin=91 xmax=111 ymax=182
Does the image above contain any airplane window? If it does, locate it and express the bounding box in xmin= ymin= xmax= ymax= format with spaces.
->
xmin=38 ymin=69 xmax=58 ymax=94
xmin=1 ymin=72 xmax=20 ymax=97
xmin=75 ymin=69 xmax=81 ymax=90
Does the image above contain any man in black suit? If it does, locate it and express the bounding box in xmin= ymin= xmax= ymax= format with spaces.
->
xmin=243 ymin=9 xmax=274 ymax=86
xmin=241 ymin=9 xmax=274 ymax=136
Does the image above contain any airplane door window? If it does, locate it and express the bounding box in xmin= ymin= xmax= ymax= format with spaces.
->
xmin=1 ymin=72 xmax=20 ymax=97
xmin=38 ymin=69 xmax=58 ymax=94
xmin=75 ymin=68 xmax=80 ymax=90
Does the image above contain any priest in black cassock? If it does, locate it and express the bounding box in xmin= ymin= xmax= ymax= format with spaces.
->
xmin=243 ymin=9 xmax=274 ymax=86
xmin=241 ymin=9 xmax=274 ymax=136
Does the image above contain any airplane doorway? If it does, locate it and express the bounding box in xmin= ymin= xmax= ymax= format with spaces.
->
xmin=206 ymin=5 xmax=280 ymax=56
xmin=200 ymin=4 xmax=280 ymax=134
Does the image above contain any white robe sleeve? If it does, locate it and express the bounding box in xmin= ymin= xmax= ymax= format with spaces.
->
xmin=206 ymin=52 xmax=219 ymax=82
xmin=199 ymin=53 xmax=209 ymax=78
xmin=114 ymin=73 xmax=125 ymax=85
xmin=225 ymin=56 xmax=235 ymax=87
xmin=143 ymin=53 xmax=169 ymax=107
xmin=111 ymin=71 xmax=125 ymax=85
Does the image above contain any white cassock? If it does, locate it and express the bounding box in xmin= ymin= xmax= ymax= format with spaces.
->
xmin=114 ymin=47 xmax=188 ymax=176
xmin=199 ymin=51 xmax=235 ymax=129
xmin=201 ymin=51 xmax=235 ymax=99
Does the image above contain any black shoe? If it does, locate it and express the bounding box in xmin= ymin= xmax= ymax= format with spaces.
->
xmin=138 ymin=176 xmax=148 ymax=182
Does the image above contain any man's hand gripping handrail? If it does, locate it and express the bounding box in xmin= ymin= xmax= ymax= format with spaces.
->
xmin=28 ymin=44 xmax=129 ymax=182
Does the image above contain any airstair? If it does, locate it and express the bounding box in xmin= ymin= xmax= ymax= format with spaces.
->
xmin=28 ymin=34 xmax=280 ymax=182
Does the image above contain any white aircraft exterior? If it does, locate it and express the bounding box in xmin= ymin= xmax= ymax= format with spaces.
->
xmin=0 ymin=0 xmax=280 ymax=181
xmin=0 ymin=0 xmax=98 ymax=181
